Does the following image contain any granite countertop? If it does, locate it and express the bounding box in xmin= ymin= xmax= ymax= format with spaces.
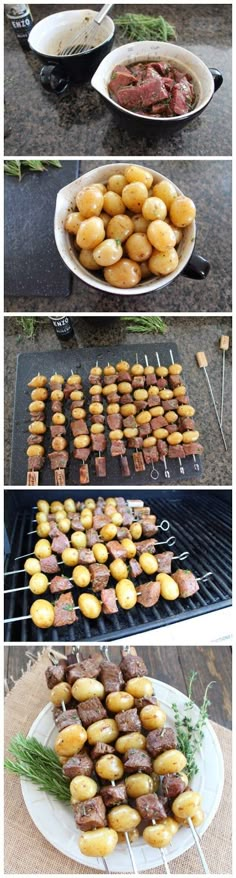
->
xmin=4 ymin=315 xmax=232 ymax=486
xmin=4 ymin=4 xmax=231 ymax=156
xmin=4 ymin=158 xmax=232 ymax=313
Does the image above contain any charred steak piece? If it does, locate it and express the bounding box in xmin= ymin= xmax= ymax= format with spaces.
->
xmin=101 ymin=588 xmax=118 ymax=615
xmin=78 ymin=697 xmax=107 ymax=728
xmin=162 ymin=773 xmax=187 ymax=798
xmin=119 ymin=653 xmax=148 ymax=680
xmin=54 ymin=592 xmax=77 ymax=627
xmin=63 ymin=752 xmax=93 ymax=778
xmin=146 ymin=727 xmax=177 ymax=758
xmin=49 ymin=575 xmax=71 ymax=593
xmin=99 ymin=661 xmax=124 ymax=694
xmin=66 ymin=656 xmax=103 ymax=686
xmin=136 ymin=793 xmax=167 ymax=821
xmin=101 ymin=783 xmax=127 ymax=807
xmin=90 ymin=563 xmax=110 ymax=592
xmin=45 ymin=662 xmax=67 ymax=688
xmin=115 ymin=708 xmax=141 ymax=734
xmin=91 ymin=742 xmax=115 ymax=761
xmin=73 ymin=795 xmax=106 ymax=830
xmin=54 ymin=708 xmax=81 ymax=731
xmin=123 ymin=749 xmax=153 ymax=775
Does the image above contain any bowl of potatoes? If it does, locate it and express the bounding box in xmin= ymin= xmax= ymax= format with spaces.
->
xmin=54 ymin=163 xmax=210 ymax=296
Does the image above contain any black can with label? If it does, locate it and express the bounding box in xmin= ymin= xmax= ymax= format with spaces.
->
xmin=6 ymin=5 xmax=33 ymax=51
xmin=49 ymin=315 xmax=74 ymax=341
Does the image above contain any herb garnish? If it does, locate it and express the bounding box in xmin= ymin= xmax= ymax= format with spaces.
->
xmin=4 ymin=733 xmax=71 ymax=802
xmin=172 ymin=672 xmax=214 ymax=781
xmin=4 ymin=160 xmax=62 ymax=179
xmin=114 ymin=14 xmax=176 ymax=43
xmin=120 ymin=316 xmax=167 ymax=334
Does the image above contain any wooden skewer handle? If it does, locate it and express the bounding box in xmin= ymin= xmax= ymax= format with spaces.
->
xmin=26 ymin=471 xmax=39 ymax=486
xmin=219 ymin=335 xmax=229 ymax=351
xmin=54 ymin=468 xmax=66 ymax=485
xmin=196 ymin=351 xmax=208 ymax=368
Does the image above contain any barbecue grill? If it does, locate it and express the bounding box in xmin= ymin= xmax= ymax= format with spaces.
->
xmin=4 ymin=489 xmax=232 ymax=643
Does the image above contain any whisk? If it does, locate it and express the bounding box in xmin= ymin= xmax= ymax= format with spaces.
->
xmin=61 ymin=3 xmax=113 ymax=56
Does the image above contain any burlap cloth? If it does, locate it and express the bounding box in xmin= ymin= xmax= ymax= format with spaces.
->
xmin=4 ymin=651 xmax=232 ymax=875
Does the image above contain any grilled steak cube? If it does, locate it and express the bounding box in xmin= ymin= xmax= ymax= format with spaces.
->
xmin=100 ymin=661 xmax=124 ymax=694
xmin=77 ymin=548 xmax=95 ymax=565
xmin=49 ymin=575 xmax=71 ymax=593
xmin=172 ymin=568 xmax=199 ymax=597
xmin=120 ymin=653 xmax=148 ymax=680
xmin=52 ymin=533 xmax=70 ymax=553
xmin=73 ymin=796 xmax=106 ymax=830
xmin=135 ymin=539 xmax=157 ymax=556
xmin=137 ymin=581 xmax=160 ymax=607
xmin=91 ymin=742 xmax=115 ymax=761
xmin=146 ymin=727 xmax=177 ymax=757
xmin=40 ymin=555 xmax=60 ymax=574
xmin=143 ymin=447 xmax=159 ymax=465
xmin=90 ymin=563 xmax=110 ymax=592
xmin=134 ymin=696 xmax=158 ymax=711
xmin=156 ymin=551 xmax=174 ymax=573
xmin=27 ymin=455 xmax=44 ymax=471
xmin=74 ymin=447 xmax=91 ymax=461
xmin=66 ymin=656 xmax=102 ymax=686
xmin=141 ymin=518 xmax=157 ymax=537
xmin=86 ymin=528 xmax=100 ymax=547
xmin=106 ymin=540 xmax=127 ymax=560
xmin=54 ymin=708 xmax=81 ymax=731
xmin=63 ymin=752 xmax=93 ymax=778
xmin=78 ymin=697 xmax=107 ymax=728
xmin=162 ymin=773 xmax=187 ymax=798
xmin=129 ymin=558 xmax=142 ymax=578
xmin=136 ymin=793 xmax=167 ymax=821
xmin=54 ymin=592 xmax=77 ymax=627
xmin=115 ymin=708 xmax=141 ymax=733
xmin=45 ymin=661 xmax=67 ymax=688
xmin=123 ymin=749 xmax=153 ymax=775
xmin=101 ymin=588 xmax=118 ymax=615
xmin=101 ymin=783 xmax=127 ymax=807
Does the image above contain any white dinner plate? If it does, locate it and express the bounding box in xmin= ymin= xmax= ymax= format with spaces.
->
xmin=21 ymin=678 xmax=224 ymax=872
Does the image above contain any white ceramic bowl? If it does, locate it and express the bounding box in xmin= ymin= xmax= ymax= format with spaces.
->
xmin=54 ymin=163 xmax=196 ymax=297
xmin=28 ymin=10 xmax=115 ymax=83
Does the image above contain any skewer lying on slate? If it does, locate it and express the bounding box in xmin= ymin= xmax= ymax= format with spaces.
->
xmin=219 ymin=336 xmax=229 ymax=428
xmin=196 ymin=351 xmax=227 ymax=451
xmin=26 ymin=373 xmax=48 ymax=485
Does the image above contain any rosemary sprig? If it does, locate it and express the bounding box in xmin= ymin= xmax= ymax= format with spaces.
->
xmin=4 ymin=160 xmax=62 ymax=179
xmin=114 ymin=14 xmax=176 ymax=43
xmin=120 ymin=316 xmax=167 ymax=334
xmin=4 ymin=733 xmax=71 ymax=802
xmin=172 ymin=672 xmax=214 ymax=781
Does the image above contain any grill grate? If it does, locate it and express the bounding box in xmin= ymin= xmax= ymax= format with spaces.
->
xmin=4 ymin=493 xmax=231 ymax=642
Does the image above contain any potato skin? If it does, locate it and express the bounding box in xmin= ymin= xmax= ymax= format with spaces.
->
xmin=54 ymin=723 xmax=87 ymax=757
xmin=79 ymin=827 xmax=119 ymax=857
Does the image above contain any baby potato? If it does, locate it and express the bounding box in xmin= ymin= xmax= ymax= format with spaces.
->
xmin=168 ymin=223 xmax=183 ymax=245
xmin=65 ymin=211 xmax=84 ymax=235
xmin=87 ymin=718 xmax=119 ymax=746
xmin=125 ymin=773 xmax=154 ymax=798
xmin=100 ymin=523 xmax=117 ymax=541
xmin=72 ymin=565 xmax=91 ymax=588
xmin=163 ymin=817 xmax=179 ymax=836
xmin=111 ymin=512 xmax=123 ymax=526
xmin=24 ymin=557 xmax=41 ymax=575
xmin=96 ymin=753 xmax=124 ymax=781
xmin=104 ymin=258 xmax=142 ymax=288
xmin=76 ymin=186 xmax=104 ymax=217
xmin=77 ymin=217 xmax=105 ymax=250
xmin=152 ymin=179 xmax=177 ymax=209
xmin=130 ymin=522 xmax=142 ymax=540
xmin=72 ymin=677 xmax=105 ymax=702
xmin=36 ymin=522 xmax=50 ymax=537
xmin=117 ymin=829 xmax=139 ymax=844
xmin=34 ymin=539 xmax=51 ymax=559
xmin=89 ymin=402 xmax=103 ymax=414
xmin=54 ymin=723 xmax=87 ymax=757
xmin=80 ymin=510 xmax=93 ymax=528
xmin=173 ymin=385 xmax=186 ymax=397
xmin=30 ymin=599 xmax=54 ymax=628
xmin=115 ymin=731 xmax=145 ymax=751
xmin=29 ymin=421 xmax=46 ymax=435
xmin=79 ymin=248 xmax=100 ymax=270
xmin=108 ymin=805 xmax=141 ymax=833
xmin=157 ymin=572 xmax=180 ymax=600
xmin=169 ymin=195 xmax=196 ymax=227
xmin=167 ymin=431 xmax=183 ymax=446
xmin=70 ymin=530 xmax=87 ymax=549
xmin=50 ymin=682 xmax=71 ymax=706
xmin=74 ymin=435 xmax=91 ymax=449
xmin=103 ymin=365 xmax=116 ymax=375
xmin=125 ymin=165 xmax=153 ymax=189
xmin=79 ymin=828 xmax=118 ymax=857
xmin=52 ymin=413 xmax=66 ymax=425
xmin=29 ymin=400 xmax=45 ymax=413
xmin=107 ymin=213 xmax=134 ymax=242
xmin=147 ymin=219 xmax=176 ymax=251
xmin=106 ymin=691 xmax=134 ymax=712
xmin=153 ymin=749 xmax=187 ymax=775
xmin=108 ymin=173 xmax=126 ymax=195
xmin=136 ymin=411 xmax=151 ymax=424
xmin=103 ymin=191 xmax=126 ymax=216
xmin=109 ymin=429 xmax=123 ymax=440
xmin=62 ymin=547 xmax=79 ymax=566
xmin=28 ymin=374 xmax=47 ymax=388
xmin=159 ymin=389 xmax=173 ymax=400
xmin=125 ymin=232 xmax=152 ymax=262
xmin=100 ymin=210 xmax=110 ymax=229
xmin=177 ymin=404 xmax=195 ymax=417
xmin=172 ymin=790 xmax=201 ymax=819
xmin=123 ymin=427 xmax=138 ymax=439
xmin=142 ymin=197 xmax=167 ymax=222
xmin=36 ymin=512 xmax=47 ymax=523
xmin=93 ymin=542 xmax=108 ymax=563
xmin=153 ymin=428 xmax=168 ymax=440
xmin=58 ymin=517 xmax=71 ymax=533
xmin=122 ymin=182 xmax=148 ymax=213
xmin=102 ymin=383 xmax=117 ymax=396
xmin=84 ymin=498 xmax=96 ymax=508
xmin=70 ymin=775 xmax=98 ymax=802
xmin=165 ymin=410 xmax=178 ymax=424
xmin=50 ymin=500 xmax=63 ymax=512
xmin=120 ymin=404 xmax=137 ymax=417
xmin=52 ymin=437 xmax=67 ymax=452
xmin=121 ymin=538 xmax=136 ymax=558
xmin=125 ymin=677 xmax=154 ymax=699
xmin=115 ymin=579 xmax=137 ymax=610
xmin=131 ymin=362 xmax=144 ymax=375
xmin=31 ymin=387 xmax=48 ymax=400
xmin=78 ymin=592 xmax=101 ymax=619
xmin=64 ymin=498 xmax=76 ymax=513
xmin=156 ymin=366 xmax=168 ymax=377
xmin=143 ymin=824 xmax=172 ymax=848
xmin=55 ymin=510 xmax=67 ymax=523
xmin=67 ymin=373 xmax=82 ymax=385
xmin=93 ymin=238 xmax=123 ymax=267
xmin=132 ymin=214 xmax=149 ymax=233
xmin=140 ymin=705 xmax=167 ymax=730
xmin=90 ymin=424 xmax=104 ymax=435
xmin=143 ymin=436 xmax=156 ymax=448
xmin=29 ymin=572 xmax=48 ymax=594
xmin=139 ymin=552 xmax=158 ymax=575
xmin=149 ymin=248 xmax=179 ymax=276
xmin=140 ymin=260 xmax=152 ymax=279
xmin=117 ymin=381 xmax=132 ymax=393
xmin=149 ymin=407 xmax=164 ymax=417
xmin=50 ymin=389 xmax=64 ymax=401
xmin=182 ymin=430 xmax=200 ymax=443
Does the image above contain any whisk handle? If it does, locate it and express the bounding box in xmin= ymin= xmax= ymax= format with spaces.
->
xmin=94 ymin=3 xmax=113 ymax=25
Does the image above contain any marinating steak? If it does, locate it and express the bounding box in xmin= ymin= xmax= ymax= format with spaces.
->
xmin=146 ymin=727 xmax=177 ymax=757
xmin=54 ymin=592 xmax=77 ymax=627
xmin=91 ymin=434 xmax=107 ymax=452
xmin=78 ymin=697 xmax=107 ymax=728
xmin=63 ymin=752 xmax=93 ymax=778
xmin=119 ymin=653 xmax=148 ymax=680
xmin=48 ymin=451 xmax=69 ymax=469
xmin=73 ymin=796 xmax=106 ymax=830
xmin=115 ymin=708 xmax=141 ymax=733
xmin=111 ymin=440 xmax=126 ymax=457
xmin=70 ymin=420 xmax=89 ymax=437
xmin=50 ymin=425 xmax=66 ymax=437
xmin=27 ymin=456 xmax=44 ymax=471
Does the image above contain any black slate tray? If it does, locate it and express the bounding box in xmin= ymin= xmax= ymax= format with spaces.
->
xmin=4 ymin=160 xmax=78 ymax=297
xmin=10 ymin=342 xmax=203 ymax=486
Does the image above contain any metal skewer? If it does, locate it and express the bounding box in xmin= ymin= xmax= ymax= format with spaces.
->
xmin=143 ymin=354 xmax=159 ymax=481
xmin=155 ymin=351 xmax=170 ymax=479
xmin=219 ymin=335 xmax=229 ymax=427
xmin=169 ymin=348 xmax=185 ymax=475
xmin=187 ymin=817 xmax=209 ymax=873
xmin=196 ymin=351 xmax=227 ymax=451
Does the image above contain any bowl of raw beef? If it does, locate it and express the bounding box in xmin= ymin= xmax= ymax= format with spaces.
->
xmin=91 ymin=41 xmax=223 ymax=135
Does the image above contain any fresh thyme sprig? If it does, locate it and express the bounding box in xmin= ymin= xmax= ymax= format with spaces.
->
xmin=4 ymin=160 xmax=62 ymax=179
xmin=4 ymin=733 xmax=71 ymax=802
xmin=114 ymin=14 xmax=176 ymax=43
xmin=120 ymin=316 xmax=167 ymax=334
xmin=172 ymin=672 xmax=214 ymax=781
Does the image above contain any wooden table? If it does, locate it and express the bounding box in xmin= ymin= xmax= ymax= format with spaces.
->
xmin=4 ymin=645 xmax=232 ymax=730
